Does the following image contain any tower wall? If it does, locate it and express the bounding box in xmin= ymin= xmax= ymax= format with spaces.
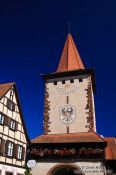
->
xmin=43 ymin=74 xmax=96 ymax=134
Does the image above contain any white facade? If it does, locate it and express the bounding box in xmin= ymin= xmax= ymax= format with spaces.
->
xmin=0 ymin=164 xmax=25 ymax=175
xmin=0 ymin=84 xmax=28 ymax=175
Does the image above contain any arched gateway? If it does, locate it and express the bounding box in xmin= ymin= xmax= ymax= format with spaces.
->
xmin=47 ymin=164 xmax=84 ymax=175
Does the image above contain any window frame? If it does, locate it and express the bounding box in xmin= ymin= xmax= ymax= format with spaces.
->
xmin=7 ymin=99 xmax=15 ymax=111
xmin=17 ymin=145 xmax=23 ymax=160
xmin=6 ymin=141 xmax=14 ymax=157
xmin=10 ymin=89 xmax=14 ymax=101
xmin=9 ymin=120 xmax=16 ymax=131
xmin=0 ymin=113 xmax=4 ymax=125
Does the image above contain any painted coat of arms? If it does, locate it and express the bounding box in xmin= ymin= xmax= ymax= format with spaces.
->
xmin=59 ymin=105 xmax=76 ymax=125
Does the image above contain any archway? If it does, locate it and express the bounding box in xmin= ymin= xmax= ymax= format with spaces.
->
xmin=48 ymin=164 xmax=84 ymax=175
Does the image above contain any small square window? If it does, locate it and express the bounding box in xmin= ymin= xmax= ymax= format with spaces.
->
xmin=54 ymin=81 xmax=57 ymax=85
xmin=70 ymin=79 xmax=74 ymax=83
xmin=79 ymin=78 xmax=83 ymax=82
xmin=0 ymin=113 xmax=4 ymax=125
xmin=7 ymin=100 xmax=15 ymax=111
xmin=9 ymin=120 xmax=16 ymax=130
xmin=62 ymin=80 xmax=65 ymax=84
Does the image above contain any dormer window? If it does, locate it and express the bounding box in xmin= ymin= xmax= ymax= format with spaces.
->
xmin=7 ymin=142 xmax=14 ymax=157
xmin=7 ymin=99 xmax=15 ymax=111
xmin=9 ymin=120 xmax=16 ymax=130
xmin=17 ymin=145 xmax=23 ymax=160
xmin=0 ymin=113 xmax=4 ymax=125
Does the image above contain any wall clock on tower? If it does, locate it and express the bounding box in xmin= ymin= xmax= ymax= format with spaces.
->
xmin=59 ymin=105 xmax=76 ymax=125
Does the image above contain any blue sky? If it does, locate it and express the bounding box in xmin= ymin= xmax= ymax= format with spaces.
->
xmin=0 ymin=0 xmax=116 ymax=139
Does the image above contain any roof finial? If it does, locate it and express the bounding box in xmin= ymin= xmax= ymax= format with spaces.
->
xmin=68 ymin=21 xmax=71 ymax=33
xmin=57 ymin=33 xmax=85 ymax=72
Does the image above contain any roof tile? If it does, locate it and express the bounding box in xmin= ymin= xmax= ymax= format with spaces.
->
xmin=0 ymin=82 xmax=15 ymax=99
xmin=31 ymin=132 xmax=105 ymax=144
xmin=57 ymin=33 xmax=85 ymax=72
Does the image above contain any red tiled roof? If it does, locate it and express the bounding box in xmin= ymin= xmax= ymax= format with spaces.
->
xmin=0 ymin=82 xmax=15 ymax=99
xmin=31 ymin=132 xmax=105 ymax=144
xmin=57 ymin=33 xmax=85 ymax=73
xmin=105 ymin=137 xmax=116 ymax=160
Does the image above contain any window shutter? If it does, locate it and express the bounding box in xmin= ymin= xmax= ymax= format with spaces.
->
xmin=15 ymin=122 xmax=18 ymax=131
xmin=13 ymin=143 xmax=18 ymax=158
xmin=7 ymin=99 xmax=9 ymax=108
xmin=22 ymin=147 xmax=25 ymax=160
xmin=8 ymin=118 xmax=11 ymax=126
xmin=12 ymin=103 xmax=15 ymax=111
xmin=5 ymin=140 xmax=9 ymax=156
xmin=0 ymin=139 xmax=6 ymax=156
xmin=4 ymin=116 xmax=8 ymax=126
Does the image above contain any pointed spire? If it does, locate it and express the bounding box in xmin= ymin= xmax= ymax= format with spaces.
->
xmin=57 ymin=33 xmax=85 ymax=72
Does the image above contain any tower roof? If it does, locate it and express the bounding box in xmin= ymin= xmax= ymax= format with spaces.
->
xmin=57 ymin=33 xmax=85 ymax=72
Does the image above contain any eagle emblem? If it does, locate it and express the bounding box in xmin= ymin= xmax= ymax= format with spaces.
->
xmin=59 ymin=105 xmax=76 ymax=124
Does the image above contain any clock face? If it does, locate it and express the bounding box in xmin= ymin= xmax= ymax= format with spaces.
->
xmin=59 ymin=105 xmax=76 ymax=125
xmin=56 ymin=84 xmax=78 ymax=96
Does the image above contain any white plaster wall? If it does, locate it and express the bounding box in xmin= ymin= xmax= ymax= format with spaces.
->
xmin=32 ymin=161 xmax=105 ymax=175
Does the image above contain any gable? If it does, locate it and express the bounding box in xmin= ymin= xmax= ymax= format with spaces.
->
xmin=0 ymin=83 xmax=29 ymax=143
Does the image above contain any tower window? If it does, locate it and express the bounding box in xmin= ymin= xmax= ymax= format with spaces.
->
xmin=62 ymin=80 xmax=65 ymax=84
xmin=17 ymin=145 xmax=23 ymax=160
xmin=70 ymin=79 xmax=74 ymax=83
xmin=0 ymin=113 xmax=4 ymax=125
xmin=79 ymin=78 xmax=83 ymax=82
xmin=54 ymin=81 xmax=57 ymax=85
xmin=7 ymin=142 xmax=14 ymax=157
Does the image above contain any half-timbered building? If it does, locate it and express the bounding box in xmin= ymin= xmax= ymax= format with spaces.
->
xmin=29 ymin=33 xmax=116 ymax=175
xmin=0 ymin=83 xmax=29 ymax=175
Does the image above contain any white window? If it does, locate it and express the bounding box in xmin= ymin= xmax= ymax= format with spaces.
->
xmin=9 ymin=120 xmax=16 ymax=130
xmin=0 ymin=113 xmax=4 ymax=124
xmin=10 ymin=90 xmax=14 ymax=101
xmin=7 ymin=142 xmax=13 ymax=157
xmin=17 ymin=145 xmax=22 ymax=159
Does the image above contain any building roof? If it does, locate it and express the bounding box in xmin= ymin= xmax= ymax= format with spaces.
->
xmin=57 ymin=33 xmax=85 ymax=72
xmin=31 ymin=132 xmax=105 ymax=144
xmin=0 ymin=82 xmax=15 ymax=99
xmin=0 ymin=82 xmax=30 ymax=143
xmin=105 ymin=137 xmax=116 ymax=160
